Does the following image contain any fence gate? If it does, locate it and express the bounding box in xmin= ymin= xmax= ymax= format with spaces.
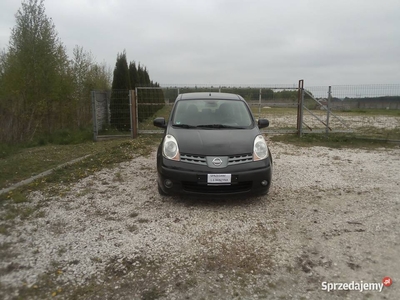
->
xmin=135 ymin=85 xmax=303 ymax=135
xmin=297 ymin=83 xmax=353 ymax=137
xmin=135 ymin=87 xmax=174 ymax=134
xmin=91 ymin=90 xmax=135 ymax=141
xmin=93 ymin=84 xmax=400 ymax=141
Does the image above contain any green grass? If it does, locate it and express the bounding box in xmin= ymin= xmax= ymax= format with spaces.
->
xmin=97 ymin=125 xmax=131 ymax=136
xmin=0 ymin=134 xmax=160 ymax=227
xmin=356 ymin=126 xmax=400 ymax=140
xmin=36 ymin=135 xmax=160 ymax=187
xmin=139 ymin=105 xmax=173 ymax=130
xmin=338 ymin=108 xmax=400 ymax=116
xmin=271 ymin=133 xmax=398 ymax=149
xmin=0 ymin=135 xmax=161 ymax=202
xmin=0 ymin=142 xmax=98 ymax=189
xmin=33 ymin=127 xmax=94 ymax=146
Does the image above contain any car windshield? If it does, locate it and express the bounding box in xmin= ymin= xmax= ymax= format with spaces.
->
xmin=172 ymin=99 xmax=253 ymax=128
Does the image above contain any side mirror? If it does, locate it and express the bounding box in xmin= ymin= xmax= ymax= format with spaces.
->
xmin=153 ymin=117 xmax=167 ymax=128
xmin=258 ymin=119 xmax=269 ymax=129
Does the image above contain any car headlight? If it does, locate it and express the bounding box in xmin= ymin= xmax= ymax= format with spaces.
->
xmin=163 ymin=135 xmax=180 ymax=161
xmin=253 ymin=135 xmax=268 ymax=161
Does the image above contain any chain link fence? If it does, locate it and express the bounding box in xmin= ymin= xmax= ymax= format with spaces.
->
xmin=92 ymin=84 xmax=400 ymax=141
xmin=299 ymin=84 xmax=400 ymax=140
xmin=137 ymin=85 xmax=301 ymax=134
xmin=92 ymin=90 xmax=133 ymax=141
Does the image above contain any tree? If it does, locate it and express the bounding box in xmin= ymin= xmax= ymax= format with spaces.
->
xmin=0 ymin=0 xmax=70 ymax=142
xmin=70 ymin=46 xmax=111 ymax=128
xmin=111 ymin=51 xmax=130 ymax=90
xmin=109 ymin=52 xmax=164 ymax=127
xmin=129 ymin=61 xmax=139 ymax=89
xmin=85 ymin=63 xmax=111 ymax=92
xmin=137 ymin=63 xmax=151 ymax=86
xmin=110 ymin=51 xmax=130 ymax=130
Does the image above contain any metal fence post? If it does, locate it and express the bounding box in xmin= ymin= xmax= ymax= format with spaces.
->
xmin=300 ymin=89 xmax=304 ymax=137
xmin=130 ymin=90 xmax=138 ymax=138
xmin=326 ymin=86 xmax=332 ymax=136
xmin=129 ymin=90 xmax=133 ymax=139
xmin=297 ymin=80 xmax=304 ymax=137
xmin=259 ymin=88 xmax=262 ymax=119
xmin=91 ymin=91 xmax=97 ymax=141
xmin=135 ymin=88 xmax=139 ymax=137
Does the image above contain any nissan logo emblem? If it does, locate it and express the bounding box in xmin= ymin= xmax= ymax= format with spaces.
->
xmin=212 ymin=157 xmax=222 ymax=166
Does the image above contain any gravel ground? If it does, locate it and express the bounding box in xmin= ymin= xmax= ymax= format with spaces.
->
xmin=0 ymin=141 xmax=399 ymax=299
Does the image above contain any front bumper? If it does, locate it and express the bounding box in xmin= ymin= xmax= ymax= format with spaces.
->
xmin=157 ymin=155 xmax=272 ymax=196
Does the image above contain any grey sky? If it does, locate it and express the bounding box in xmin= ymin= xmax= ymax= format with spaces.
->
xmin=1 ymin=0 xmax=399 ymax=86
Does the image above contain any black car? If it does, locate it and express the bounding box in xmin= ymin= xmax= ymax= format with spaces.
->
xmin=153 ymin=92 xmax=272 ymax=196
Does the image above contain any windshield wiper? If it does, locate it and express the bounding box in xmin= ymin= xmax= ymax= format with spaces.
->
xmin=196 ymin=124 xmax=246 ymax=129
xmin=173 ymin=124 xmax=197 ymax=128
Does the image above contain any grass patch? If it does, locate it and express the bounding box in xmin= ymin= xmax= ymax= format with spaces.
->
xmin=0 ymin=143 xmax=21 ymax=159
xmin=139 ymin=105 xmax=173 ymax=131
xmin=0 ymin=142 xmax=100 ymax=190
xmin=33 ymin=127 xmax=93 ymax=146
xmin=6 ymin=191 xmax=28 ymax=203
xmin=271 ymin=133 xmax=398 ymax=148
xmin=356 ymin=126 xmax=400 ymax=140
xmin=42 ymin=136 xmax=158 ymax=187
xmin=0 ymin=135 xmax=160 ymax=192
xmin=0 ymin=127 xmax=93 ymax=160
xmin=338 ymin=108 xmax=400 ymax=117
xmin=0 ymin=135 xmax=160 ymax=224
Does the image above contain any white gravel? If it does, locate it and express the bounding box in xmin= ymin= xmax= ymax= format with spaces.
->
xmin=1 ymin=141 xmax=399 ymax=299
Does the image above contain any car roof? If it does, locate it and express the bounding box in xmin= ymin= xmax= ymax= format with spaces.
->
xmin=176 ymin=92 xmax=244 ymax=101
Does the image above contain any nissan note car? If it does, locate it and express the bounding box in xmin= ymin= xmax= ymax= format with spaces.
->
xmin=153 ymin=92 xmax=272 ymax=196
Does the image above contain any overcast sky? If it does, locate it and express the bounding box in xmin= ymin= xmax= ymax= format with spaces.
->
xmin=1 ymin=0 xmax=399 ymax=87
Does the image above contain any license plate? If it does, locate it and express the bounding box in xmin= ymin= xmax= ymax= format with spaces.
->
xmin=207 ymin=174 xmax=231 ymax=184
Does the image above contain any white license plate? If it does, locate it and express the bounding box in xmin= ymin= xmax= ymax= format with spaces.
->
xmin=207 ymin=174 xmax=231 ymax=184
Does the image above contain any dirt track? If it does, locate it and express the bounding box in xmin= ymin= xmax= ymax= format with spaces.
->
xmin=0 ymin=141 xmax=399 ymax=299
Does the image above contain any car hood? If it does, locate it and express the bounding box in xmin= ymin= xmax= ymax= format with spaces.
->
xmin=167 ymin=127 xmax=259 ymax=156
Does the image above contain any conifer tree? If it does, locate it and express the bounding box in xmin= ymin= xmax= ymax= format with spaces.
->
xmin=110 ymin=51 xmax=130 ymax=131
xmin=129 ymin=61 xmax=139 ymax=90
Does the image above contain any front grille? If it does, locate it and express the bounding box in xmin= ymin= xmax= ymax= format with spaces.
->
xmin=180 ymin=154 xmax=207 ymax=165
xmin=228 ymin=154 xmax=253 ymax=165
xmin=181 ymin=153 xmax=253 ymax=166
xmin=182 ymin=181 xmax=252 ymax=194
